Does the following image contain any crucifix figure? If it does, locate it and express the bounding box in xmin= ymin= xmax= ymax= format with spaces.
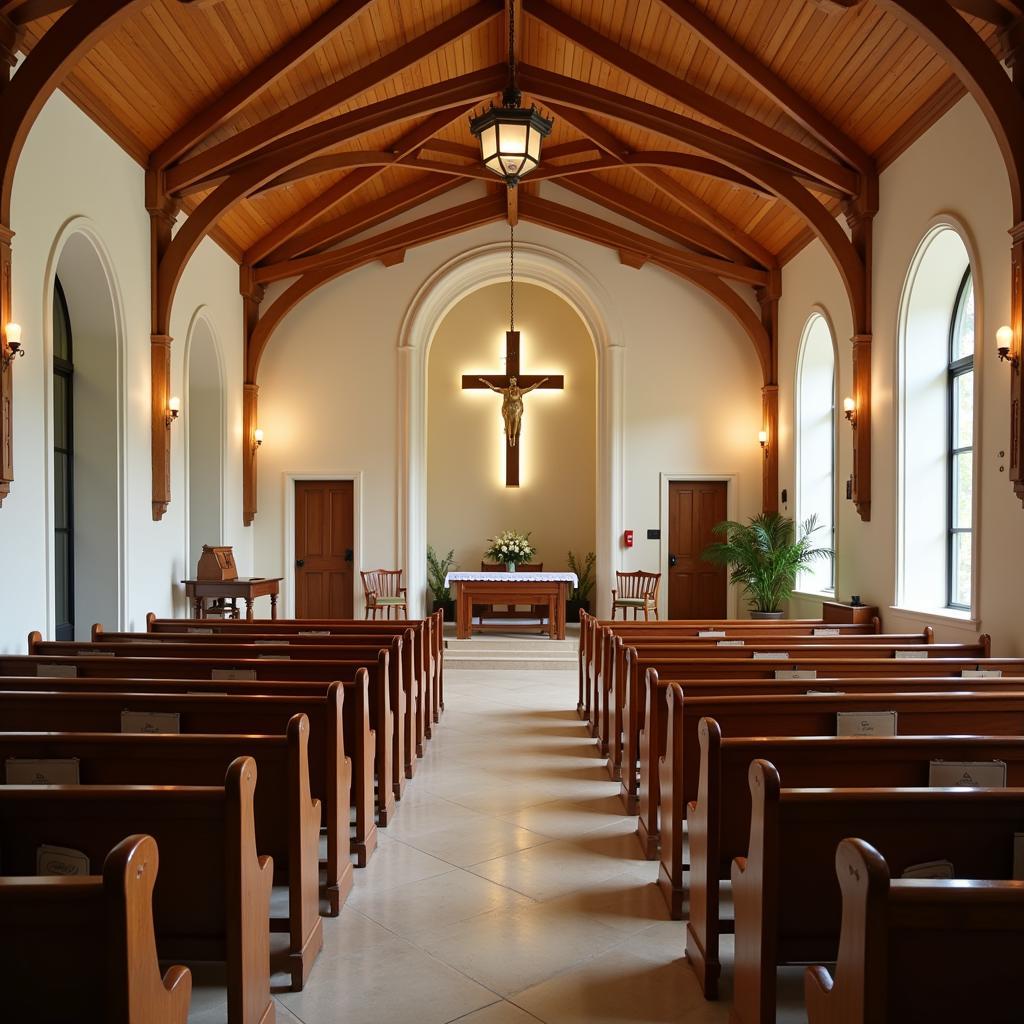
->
xmin=461 ymin=330 xmax=564 ymax=487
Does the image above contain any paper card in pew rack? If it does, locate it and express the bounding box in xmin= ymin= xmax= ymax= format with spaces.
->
xmin=299 ymin=630 xmax=330 ymax=637
xmin=699 ymin=631 xmax=726 ymax=638
xmin=894 ymin=649 xmax=929 ymax=659
xmin=5 ymin=758 xmax=80 ymax=785
xmin=963 ymin=668 xmax=1003 ymax=677
xmin=836 ymin=710 xmax=897 ymax=736
xmin=774 ymin=669 xmax=817 ymax=680
xmin=812 ymin=628 xmax=841 ymax=637
xmin=212 ymin=668 xmax=257 ymax=680
xmin=929 ymin=760 xmax=1007 ymax=788
xmin=752 ymin=651 xmax=789 ymax=660
xmin=37 ymin=845 xmax=90 ymax=876
xmin=901 ymin=859 xmax=955 ymax=879
xmin=34 ymin=664 xmax=76 ymax=677
xmin=121 ymin=710 xmax=180 ymax=734
xmin=717 ymin=640 xmax=744 ymax=647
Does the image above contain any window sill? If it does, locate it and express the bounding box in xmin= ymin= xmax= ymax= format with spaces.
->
xmin=791 ymin=590 xmax=835 ymax=601
xmin=888 ymin=605 xmax=979 ymax=631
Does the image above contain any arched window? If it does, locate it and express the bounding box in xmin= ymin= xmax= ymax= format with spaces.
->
xmin=52 ymin=277 xmax=74 ymax=640
xmin=898 ymin=227 xmax=976 ymax=613
xmin=795 ymin=313 xmax=836 ymax=594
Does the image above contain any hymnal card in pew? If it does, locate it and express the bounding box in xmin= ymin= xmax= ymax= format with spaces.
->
xmin=121 ymin=710 xmax=180 ymax=734
xmin=299 ymin=630 xmax=330 ymax=637
xmin=963 ymin=668 xmax=1003 ymax=677
xmin=836 ymin=710 xmax=897 ymax=736
xmin=211 ymin=668 xmax=257 ymax=680
xmin=929 ymin=760 xmax=1007 ymax=787
xmin=895 ymin=650 xmax=929 ymax=659
xmin=37 ymin=845 xmax=90 ymax=876
xmin=901 ymin=859 xmax=955 ymax=879
xmin=34 ymin=664 xmax=76 ymax=677
xmin=812 ymin=628 xmax=841 ymax=636
xmin=5 ymin=758 xmax=80 ymax=784
xmin=699 ymin=631 xmax=726 ymax=638
xmin=774 ymin=669 xmax=817 ymax=680
xmin=717 ymin=640 xmax=744 ymax=647
xmin=753 ymin=651 xmax=789 ymax=660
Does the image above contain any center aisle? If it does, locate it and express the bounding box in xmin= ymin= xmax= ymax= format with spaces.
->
xmin=267 ymin=656 xmax=735 ymax=1024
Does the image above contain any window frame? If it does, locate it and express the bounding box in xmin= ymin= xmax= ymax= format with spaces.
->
xmin=945 ymin=267 xmax=974 ymax=612
xmin=53 ymin=277 xmax=75 ymax=641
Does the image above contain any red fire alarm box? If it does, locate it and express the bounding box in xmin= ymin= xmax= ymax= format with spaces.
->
xmin=623 ymin=530 xmax=634 ymax=548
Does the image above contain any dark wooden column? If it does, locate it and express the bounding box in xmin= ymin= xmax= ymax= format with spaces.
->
xmin=0 ymin=223 xmax=13 ymax=508
xmin=757 ymin=268 xmax=781 ymax=514
xmin=1007 ymin=29 xmax=1024 ymax=507
xmin=241 ymin=265 xmax=264 ymax=527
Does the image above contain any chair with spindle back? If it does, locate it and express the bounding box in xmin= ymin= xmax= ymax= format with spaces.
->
xmin=611 ymin=570 xmax=661 ymax=620
xmin=361 ymin=570 xmax=407 ymax=619
xmin=478 ymin=562 xmax=545 ymax=623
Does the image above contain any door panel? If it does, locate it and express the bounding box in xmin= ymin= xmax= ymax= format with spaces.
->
xmin=295 ymin=480 xmax=354 ymax=619
xmin=668 ymin=480 xmax=727 ymax=619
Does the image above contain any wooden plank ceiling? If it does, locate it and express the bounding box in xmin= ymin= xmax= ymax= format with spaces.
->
xmin=14 ymin=0 xmax=1000 ymax=268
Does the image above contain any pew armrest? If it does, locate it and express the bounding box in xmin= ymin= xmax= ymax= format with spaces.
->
xmin=804 ymin=965 xmax=836 ymax=1024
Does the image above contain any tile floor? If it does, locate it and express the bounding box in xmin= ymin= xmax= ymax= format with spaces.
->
xmin=190 ymin=662 xmax=807 ymax=1023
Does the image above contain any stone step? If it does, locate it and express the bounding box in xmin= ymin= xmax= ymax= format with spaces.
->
xmin=445 ymin=653 xmax=577 ymax=671
xmin=445 ymin=638 xmax=578 ymax=653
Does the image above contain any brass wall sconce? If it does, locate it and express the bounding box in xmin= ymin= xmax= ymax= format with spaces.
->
xmin=165 ymin=395 xmax=180 ymax=427
xmin=997 ymin=325 xmax=1018 ymax=369
xmin=252 ymin=427 xmax=263 ymax=452
xmin=2 ymin=322 xmax=24 ymax=371
xmin=758 ymin=429 xmax=769 ymax=459
xmin=843 ymin=396 xmax=857 ymax=427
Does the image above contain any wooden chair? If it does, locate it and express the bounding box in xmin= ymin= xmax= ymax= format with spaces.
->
xmin=611 ymin=570 xmax=661 ymax=620
xmin=361 ymin=569 xmax=407 ymax=619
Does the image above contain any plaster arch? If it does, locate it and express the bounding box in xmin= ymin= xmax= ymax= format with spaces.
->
xmin=182 ymin=306 xmax=227 ymax=574
xmin=42 ymin=216 xmax=129 ymax=638
xmin=398 ymin=241 xmax=625 ymax=616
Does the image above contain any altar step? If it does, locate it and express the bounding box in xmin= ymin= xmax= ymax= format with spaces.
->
xmin=444 ymin=635 xmax=578 ymax=672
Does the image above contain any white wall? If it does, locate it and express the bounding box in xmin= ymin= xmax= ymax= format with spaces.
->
xmin=0 ymin=89 xmax=249 ymax=651
xmin=778 ymin=96 xmax=1018 ymax=651
xmin=254 ymin=198 xmax=765 ymax=618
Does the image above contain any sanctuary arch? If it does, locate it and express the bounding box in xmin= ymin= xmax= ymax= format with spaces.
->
xmin=399 ymin=243 xmax=624 ymax=617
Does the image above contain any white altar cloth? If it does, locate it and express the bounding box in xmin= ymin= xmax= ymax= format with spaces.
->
xmin=444 ymin=571 xmax=579 ymax=587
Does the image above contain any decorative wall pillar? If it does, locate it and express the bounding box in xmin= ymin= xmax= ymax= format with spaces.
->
xmin=1009 ymin=222 xmax=1024 ymax=506
xmin=150 ymin=334 xmax=172 ymax=521
xmin=0 ymin=224 xmax=13 ymax=507
xmin=761 ymin=384 xmax=779 ymax=515
xmin=241 ymin=265 xmax=264 ymax=528
xmin=850 ymin=333 xmax=872 ymax=521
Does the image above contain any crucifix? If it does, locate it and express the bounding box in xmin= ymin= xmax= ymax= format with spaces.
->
xmin=461 ymin=329 xmax=564 ymax=487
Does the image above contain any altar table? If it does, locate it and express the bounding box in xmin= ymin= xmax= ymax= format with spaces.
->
xmin=444 ymin=571 xmax=578 ymax=640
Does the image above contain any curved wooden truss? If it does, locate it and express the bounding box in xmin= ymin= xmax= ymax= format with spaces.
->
xmin=0 ymin=0 xmax=1021 ymax=527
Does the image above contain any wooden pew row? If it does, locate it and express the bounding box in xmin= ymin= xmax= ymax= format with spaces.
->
xmin=577 ymin=612 xmax=881 ymax=724
xmin=0 ymin=758 xmax=274 ymax=1024
xmin=0 ymin=834 xmax=192 ymax=1024
xmin=29 ymin=635 xmax=410 ymax=804
xmin=0 ymin=718 xmax=324 ymax=990
xmin=731 ymin=764 xmax=1024 ymax=1024
xmin=677 ymin=713 xmax=1024 ymax=998
xmin=620 ymin=653 xmax=1024 ymax=809
xmin=107 ymin=620 xmax=431 ymax=758
xmin=145 ymin=611 xmax=445 ymax=731
xmin=0 ymin=679 xmax=371 ymax=881
xmin=0 ymin=650 xmax=395 ymax=829
xmin=599 ymin=630 xmax=940 ymax=766
xmin=633 ymin=670 xmax=1024 ymax=845
xmin=805 ymin=838 xmax=1024 ymax=1024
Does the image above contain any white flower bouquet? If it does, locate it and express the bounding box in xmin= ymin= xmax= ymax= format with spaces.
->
xmin=485 ymin=530 xmax=535 ymax=569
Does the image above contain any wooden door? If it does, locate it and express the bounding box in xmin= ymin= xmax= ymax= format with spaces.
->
xmin=294 ymin=480 xmax=354 ymax=619
xmin=667 ymin=480 xmax=728 ymax=619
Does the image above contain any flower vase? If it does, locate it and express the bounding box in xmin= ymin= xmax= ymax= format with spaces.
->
xmin=506 ymin=561 xmax=516 ymax=573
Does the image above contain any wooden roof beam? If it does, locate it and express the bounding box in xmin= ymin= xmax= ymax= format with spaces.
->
xmin=152 ymin=0 xmax=376 ymax=169
xmin=525 ymin=0 xmax=860 ymax=195
xmin=522 ymin=65 xmax=854 ymax=198
xmin=546 ymin=102 xmax=775 ymax=267
xmin=164 ymin=0 xmax=503 ymax=194
xmin=656 ymin=0 xmax=874 ymax=175
xmin=245 ymin=105 xmax=474 ymax=264
xmin=256 ymin=173 xmax=463 ymax=265
xmin=507 ymin=184 xmax=518 ymax=226
xmin=6 ymin=0 xmax=74 ymax=24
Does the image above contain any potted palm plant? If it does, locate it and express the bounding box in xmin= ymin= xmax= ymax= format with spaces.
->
xmin=566 ymin=550 xmax=596 ymax=622
xmin=426 ymin=545 xmax=457 ymax=620
xmin=702 ymin=512 xmax=832 ymax=619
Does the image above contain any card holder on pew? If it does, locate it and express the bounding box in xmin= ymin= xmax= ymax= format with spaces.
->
xmin=120 ymin=710 xmax=180 ymax=734
xmin=929 ymin=760 xmax=1007 ymax=787
xmin=836 ymin=710 xmax=897 ymax=736
xmin=5 ymin=758 xmax=80 ymax=784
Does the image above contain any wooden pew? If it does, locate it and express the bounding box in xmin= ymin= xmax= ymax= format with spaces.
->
xmin=635 ymin=670 xmax=1024 ymax=848
xmin=1 ymin=649 xmax=395 ymax=829
xmin=601 ymin=629 xmax=939 ymax=769
xmin=0 ymin=757 xmax=274 ymax=1024
xmin=620 ymin=651 xmax=1023 ymax=810
xmin=146 ymin=611 xmax=445 ymax=733
xmin=0 ymin=833 xmax=192 ymax=1024
xmin=0 ymin=718 xmax=324 ymax=989
xmin=100 ymin=621 xmax=428 ymax=763
xmin=731 ymin=761 xmax=1024 ymax=1024
xmin=805 ymin=838 xmax=1024 ymax=1024
xmin=576 ymin=611 xmax=880 ymax=721
xmin=0 ymin=679 xmax=372 ymax=881
xmin=30 ymin=635 xmax=410 ymax=805
xmin=680 ymin=713 xmax=1024 ymax=997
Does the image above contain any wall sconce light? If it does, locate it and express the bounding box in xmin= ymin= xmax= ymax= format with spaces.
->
xmin=997 ymin=325 xmax=1018 ymax=368
xmin=758 ymin=429 xmax=769 ymax=459
xmin=165 ymin=395 xmax=180 ymax=427
xmin=843 ymin=396 xmax=857 ymax=427
xmin=2 ymin=322 xmax=24 ymax=371
xmin=253 ymin=427 xmax=263 ymax=452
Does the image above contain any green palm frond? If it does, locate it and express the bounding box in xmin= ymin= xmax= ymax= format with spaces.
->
xmin=427 ymin=546 xmax=457 ymax=601
xmin=702 ymin=512 xmax=833 ymax=613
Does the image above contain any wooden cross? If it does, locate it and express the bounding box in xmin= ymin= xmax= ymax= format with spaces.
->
xmin=461 ymin=330 xmax=564 ymax=487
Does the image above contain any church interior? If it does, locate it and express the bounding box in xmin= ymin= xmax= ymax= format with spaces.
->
xmin=1 ymin=0 xmax=1024 ymax=1021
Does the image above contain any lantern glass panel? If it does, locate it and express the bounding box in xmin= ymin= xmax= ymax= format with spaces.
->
xmin=527 ymin=127 xmax=541 ymax=162
xmin=498 ymin=121 xmax=528 ymax=158
xmin=479 ymin=124 xmax=498 ymax=164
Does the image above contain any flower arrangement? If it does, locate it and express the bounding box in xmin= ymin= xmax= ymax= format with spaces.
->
xmin=485 ymin=529 xmax=535 ymax=570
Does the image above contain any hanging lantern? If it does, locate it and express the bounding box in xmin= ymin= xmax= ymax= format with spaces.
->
xmin=470 ymin=1 xmax=553 ymax=187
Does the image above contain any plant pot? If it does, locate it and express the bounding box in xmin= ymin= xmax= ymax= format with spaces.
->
xmin=431 ymin=598 xmax=455 ymax=621
xmin=566 ymin=598 xmax=591 ymax=623
xmin=505 ymin=561 xmax=516 ymax=573
xmin=750 ymin=610 xmax=784 ymax=620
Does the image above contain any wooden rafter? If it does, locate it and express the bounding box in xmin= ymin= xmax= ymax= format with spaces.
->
xmin=150 ymin=0 xmax=375 ymax=169
xmin=525 ymin=0 xmax=860 ymax=195
xmin=163 ymin=0 xmax=503 ymax=195
xmin=5 ymin=0 xmax=74 ymax=24
xmin=655 ymin=0 xmax=874 ymax=175
xmin=506 ymin=185 xmax=518 ymax=226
